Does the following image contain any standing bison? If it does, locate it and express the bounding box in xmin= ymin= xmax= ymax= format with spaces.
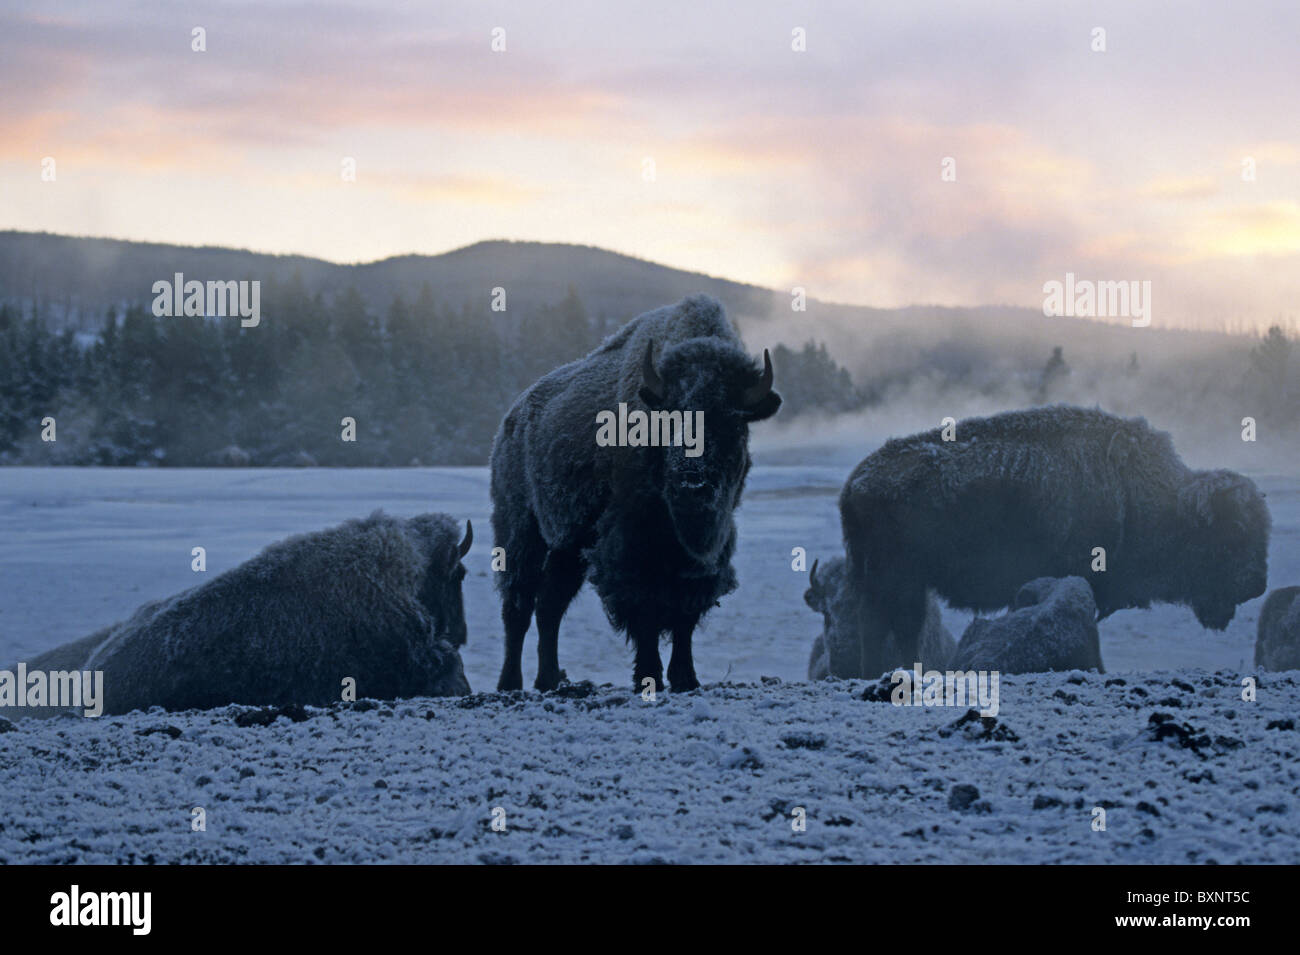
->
xmin=491 ymin=295 xmax=781 ymax=692
xmin=841 ymin=406 xmax=1270 ymax=660
xmin=7 ymin=511 xmax=473 ymax=716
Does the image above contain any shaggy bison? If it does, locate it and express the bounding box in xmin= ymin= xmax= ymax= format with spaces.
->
xmin=952 ymin=576 xmax=1104 ymax=674
xmin=491 ymin=295 xmax=781 ymax=692
xmin=804 ymin=556 xmax=955 ymax=679
xmin=840 ymin=406 xmax=1270 ymax=659
xmin=8 ymin=511 xmax=473 ymax=716
xmin=1255 ymin=586 xmax=1300 ymax=671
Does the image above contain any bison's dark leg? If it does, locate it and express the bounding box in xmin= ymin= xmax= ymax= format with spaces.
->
xmin=495 ymin=518 xmax=546 ymax=692
xmin=498 ymin=593 xmax=534 ymax=692
xmin=880 ymin=581 xmax=926 ymax=667
xmin=667 ymin=614 xmax=701 ymax=691
xmin=630 ymin=624 xmax=665 ymax=695
xmin=533 ymin=549 xmax=584 ymax=692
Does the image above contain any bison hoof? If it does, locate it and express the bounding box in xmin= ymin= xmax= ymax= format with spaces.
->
xmin=669 ymin=671 xmax=701 ymax=692
xmin=497 ymin=670 xmax=524 ymax=692
xmin=534 ymin=668 xmax=566 ymax=692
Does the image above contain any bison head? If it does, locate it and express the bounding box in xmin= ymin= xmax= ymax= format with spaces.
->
xmin=804 ymin=556 xmax=862 ymax=675
xmin=406 ymin=515 xmax=473 ymax=646
xmin=1177 ymin=470 xmax=1270 ymax=629
xmin=639 ymin=338 xmax=780 ymax=563
xmin=804 ymin=556 xmax=847 ymax=615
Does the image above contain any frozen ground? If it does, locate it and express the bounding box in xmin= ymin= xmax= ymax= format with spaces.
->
xmin=1 ymin=671 xmax=1296 ymax=864
xmin=0 ymin=466 xmax=1296 ymax=864
xmin=2 ymin=466 xmax=1297 ymax=684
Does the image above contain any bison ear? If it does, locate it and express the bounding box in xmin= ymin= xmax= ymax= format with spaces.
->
xmin=741 ymin=390 xmax=781 ymax=422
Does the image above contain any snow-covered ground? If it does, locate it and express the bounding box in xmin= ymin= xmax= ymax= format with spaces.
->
xmin=2 ymin=466 xmax=1297 ymax=684
xmin=1 ymin=671 xmax=1296 ymax=864
xmin=0 ymin=466 xmax=1297 ymax=864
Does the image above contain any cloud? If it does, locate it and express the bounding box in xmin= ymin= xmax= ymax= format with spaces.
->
xmin=1200 ymin=202 xmax=1300 ymax=257
xmin=1139 ymin=176 xmax=1219 ymax=201
xmin=381 ymin=172 xmax=548 ymax=206
xmin=1 ymin=0 xmax=1298 ymax=329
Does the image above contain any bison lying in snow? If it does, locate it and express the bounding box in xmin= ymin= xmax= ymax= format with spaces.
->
xmin=10 ymin=511 xmax=473 ymax=716
xmin=1256 ymin=586 xmax=1300 ymax=671
xmin=491 ymin=295 xmax=781 ymax=692
xmin=805 ymin=556 xmax=955 ymax=680
xmin=952 ymin=576 xmax=1104 ymax=674
xmin=841 ymin=406 xmax=1270 ymax=660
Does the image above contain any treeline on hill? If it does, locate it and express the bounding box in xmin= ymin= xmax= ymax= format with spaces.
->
xmin=0 ymin=277 xmax=869 ymax=466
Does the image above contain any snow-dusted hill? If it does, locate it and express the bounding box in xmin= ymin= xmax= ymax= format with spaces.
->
xmin=1 ymin=671 xmax=1296 ymax=864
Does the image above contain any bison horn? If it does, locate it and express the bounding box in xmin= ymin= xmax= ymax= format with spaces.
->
xmin=808 ymin=558 xmax=820 ymax=592
xmin=742 ymin=348 xmax=774 ymax=407
xmin=641 ymin=340 xmax=665 ymax=402
xmin=458 ymin=520 xmax=473 ymax=558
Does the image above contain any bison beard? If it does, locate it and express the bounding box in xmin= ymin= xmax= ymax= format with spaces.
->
xmin=490 ymin=295 xmax=780 ymax=693
xmin=841 ymin=406 xmax=1271 ymax=660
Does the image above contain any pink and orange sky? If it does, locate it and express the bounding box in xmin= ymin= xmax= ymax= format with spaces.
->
xmin=2 ymin=0 xmax=1299 ymax=329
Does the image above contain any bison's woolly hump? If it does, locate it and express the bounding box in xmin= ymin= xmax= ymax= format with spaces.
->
xmin=841 ymin=405 xmax=1270 ymax=659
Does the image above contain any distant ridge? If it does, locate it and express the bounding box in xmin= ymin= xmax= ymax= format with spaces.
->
xmin=0 ymin=229 xmax=1252 ymax=355
xmin=0 ymin=230 xmax=790 ymax=331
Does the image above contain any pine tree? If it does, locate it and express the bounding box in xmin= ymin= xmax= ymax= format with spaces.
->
xmin=1250 ymin=325 xmax=1292 ymax=421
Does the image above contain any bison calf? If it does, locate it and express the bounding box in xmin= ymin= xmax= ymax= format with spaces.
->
xmin=841 ymin=406 xmax=1270 ymax=660
xmin=7 ymin=511 xmax=473 ymax=716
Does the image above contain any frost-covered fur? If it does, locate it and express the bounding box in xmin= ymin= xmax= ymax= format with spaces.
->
xmin=491 ymin=295 xmax=781 ymax=692
xmin=841 ymin=406 xmax=1270 ymax=659
xmin=953 ymin=576 xmax=1104 ymax=674
xmin=8 ymin=511 xmax=472 ymax=716
xmin=805 ymin=556 xmax=955 ymax=679
xmin=1256 ymin=586 xmax=1300 ymax=671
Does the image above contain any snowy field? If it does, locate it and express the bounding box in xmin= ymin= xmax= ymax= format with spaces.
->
xmin=1 ymin=672 xmax=1297 ymax=863
xmin=1 ymin=466 xmax=1297 ymax=864
xmin=3 ymin=465 xmax=1298 ymax=683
